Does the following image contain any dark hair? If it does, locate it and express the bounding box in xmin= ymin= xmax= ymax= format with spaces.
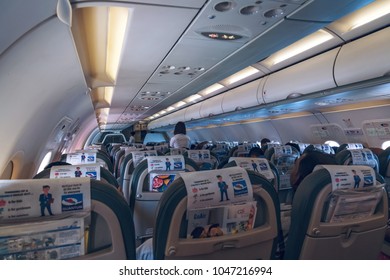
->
xmin=207 ymin=224 xmax=220 ymax=236
xmin=290 ymin=150 xmax=337 ymax=191
xmin=131 ymin=131 xmax=135 ymax=136
xmin=260 ymin=138 xmax=271 ymax=146
xmin=44 ymin=161 xmax=71 ymax=169
xmin=249 ymin=147 xmax=264 ymax=157
xmin=191 ymin=226 xmax=205 ymax=238
xmin=42 ymin=185 xmax=50 ymax=189
xmin=173 ymin=121 xmax=186 ymax=135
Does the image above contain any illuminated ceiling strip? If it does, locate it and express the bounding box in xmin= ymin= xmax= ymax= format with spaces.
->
xmin=263 ymin=29 xmax=334 ymax=67
xmin=222 ymin=66 xmax=259 ymax=85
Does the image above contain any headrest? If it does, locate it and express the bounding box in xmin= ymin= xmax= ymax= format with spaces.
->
xmin=180 ymin=167 xmax=256 ymax=237
xmin=229 ymin=157 xmax=274 ymax=181
xmin=0 ymin=178 xmax=92 ymax=259
xmin=49 ymin=164 xmax=101 ymax=180
xmin=313 ymin=165 xmax=384 ymax=223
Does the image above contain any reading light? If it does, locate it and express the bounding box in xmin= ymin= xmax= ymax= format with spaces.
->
xmin=199 ymin=83 xmax=224 ymax=96
xmin=222 ymin=66 xmax=259 ymax=85
xmin=262 ymin=29 xmax=334 ymax=67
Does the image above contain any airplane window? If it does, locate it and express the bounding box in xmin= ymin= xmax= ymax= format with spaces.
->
xmin=37 ymin=151 xmax=52 ymax=174
xmin=381 ymin=140 xmax=390 ymax=150
xmin=325 ymin=140 xmax=340 ymax=147
xmin=0 ymin=160 xmax=14 ymax=179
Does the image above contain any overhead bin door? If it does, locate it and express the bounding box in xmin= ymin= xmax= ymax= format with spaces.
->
xmin=222 ymin=79 xmax=263 ymax=113
xmin=199 ymin=94 xmax=224 ymax=118
xmin=262 ymin=48 xmax=339 ymax=104
xmin=184 ymin=102 xmax=202 ymax=122
xmin=334 ymin=27 xmax=390 ymax=86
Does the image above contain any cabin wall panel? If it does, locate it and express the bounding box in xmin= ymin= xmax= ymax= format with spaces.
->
xmin=270 ymin=114 xmax=322 ymax=144
xmin=322 ymin=105 xmax=390 ymax=147
xmin=0 ymin=18 xmax=90 ymax=177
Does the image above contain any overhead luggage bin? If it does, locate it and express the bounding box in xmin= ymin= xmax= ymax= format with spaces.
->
xmin=199 ymin=94 xmax=224 ymax=118
xmin=334 ymin=27 xmax=390 ymax=87
xmin=184 ymin=102 xmax=202 ymax=122
xmin=262 ymin=48 xmax=339 ymax=104
xmin=222 ymin=79 xmax=264 ymax=113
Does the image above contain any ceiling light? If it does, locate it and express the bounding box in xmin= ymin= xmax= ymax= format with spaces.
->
xmin=222 ymin=66 xmax=259 ymax=85
xmin=185 ymin=94 xmax=202 ymax=103
xmin=159 ymin=110 xmax=167 ymax=114
xmin=262 ymin=29 xmax=334 ymax=67
xmin=95 ymin=108 xmax=110 ymax=118
xmin=199 ymin=83 xmax=224 ymax=96
xmin=90 ymin=87 xmax=113 ymax=109
xmin=71 ymin=6 xmax=130 ymax=88
xmin=166 ymin=106 xmax=175 ymax=112
xmin=173 ymin=101 xmax=187 ymax=108
xmin=348 ymin=1 xmax=390 ymax=30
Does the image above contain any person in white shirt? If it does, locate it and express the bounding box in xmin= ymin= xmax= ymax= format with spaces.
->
xmin=128 ymin=131 xmax=135 ymax=144
xmin=169 ymin=121 xmax=191 ymax=149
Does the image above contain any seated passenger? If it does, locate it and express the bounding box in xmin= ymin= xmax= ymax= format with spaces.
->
xmin=248 ymin=147 xmax=264 ymax=157
xmin=260 ymin=138 xmax=271 ymax=152
xmin=290 ymin=149 xmax=337 ymax=191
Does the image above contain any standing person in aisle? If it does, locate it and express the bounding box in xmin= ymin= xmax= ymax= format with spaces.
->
xmin=170 ymin=121 xmax=191 ymax=149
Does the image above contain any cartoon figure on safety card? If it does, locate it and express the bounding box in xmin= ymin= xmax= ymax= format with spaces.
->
xmin=217 ymin=175 xmax=229 ymax=202
xmin=39 ymin=185 xmax=54 ymax=216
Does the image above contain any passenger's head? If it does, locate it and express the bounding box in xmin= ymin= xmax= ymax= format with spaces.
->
xmin=173 ymin=121 xmax=186 ymax=135
xmin=249 ymin=147 xmax=264 ymax=157
xmin=131 ymin=131 xmax=135 ymax=136
xmin=290 ymin=149 xmax=337 ymax=191
xmin=260 ymin=138 xmax=271 ymax=147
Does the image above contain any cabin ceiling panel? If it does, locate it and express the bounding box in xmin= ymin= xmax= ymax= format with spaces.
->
xmin=0 ymin=0 xmax=57 ymax=55
xmin=287 ymin=0 xmax=375 ymax=22
xmin=113 ymin=3 xmax=201 ymax=88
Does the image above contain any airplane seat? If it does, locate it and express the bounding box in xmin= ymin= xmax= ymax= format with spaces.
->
xmin=285 ymin=165 xmax=388 ymax=259
xmin=378 ymin=147 xmax=390 ymax=257
xmin=264 ymin=145 xmax=300 ymax=203
xmin=335 ymin=148 xmax=380 ymax=173
xmin=152 ymin=168 xmax=282 ymax=260
xmin=119 ymin=153 xmax=134 ymax=197
xmin=33 ymin=166 xmax=120 ymax=190
xmin=83 ymin=179 xmax=136 ymax=259
xmin=222 ymin=159 xmax=280 ymax=191
xmin=110 ymin=145 xmax=122 ymax=163
xmin=113 ymin=148 xmax=125 ymax=178
xmin=60 ymin=151 xmax=114 ymax=174
xmin=369 ymin=147 xmax=384 ymax=157
xmin=336 ymin=143 xmax=365 ymax=154
xmin=379 ymin=147 xmax=390 ymax=180
xmin=44 ymin=161 xmax=71 ymax=169
xmin=0 ymin=178 xmax=136 ymax=259
xmin=129 ymin=156 xmax=199 ymax=245
xmin=227 ymin=146 xmax=238 ymax=158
